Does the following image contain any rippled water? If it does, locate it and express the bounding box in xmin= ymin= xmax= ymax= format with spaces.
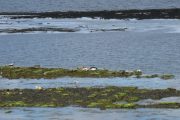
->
xmin=0 ymin=107 xmax=180 ymax=120
xmin=0 ymin=31 xmax=180 ymax=75
xmin=1 ymin=1 xmax=180 ymax=119
xmin=0 ymin=0 xmax=180 ymax=12
xmin=0 ymin=77 xmax=180 ymax=90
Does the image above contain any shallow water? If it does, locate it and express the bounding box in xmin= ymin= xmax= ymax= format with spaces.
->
xmin=0 ymin=107 xmax=180 ymax=120
xmin=0 ymin=77 xmax=180 ymax=90
xmin=0 ymin=0 xmax=180 ymax=12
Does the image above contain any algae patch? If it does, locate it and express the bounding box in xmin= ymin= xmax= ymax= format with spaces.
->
xmin=0 ymin=66 xmax=175 ymax=80
xmin=0 ymin=87 xmax=180 ymax=109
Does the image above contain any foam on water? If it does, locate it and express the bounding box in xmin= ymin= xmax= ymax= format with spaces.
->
xmin=1 ymin=16 xmax=180 ymax=34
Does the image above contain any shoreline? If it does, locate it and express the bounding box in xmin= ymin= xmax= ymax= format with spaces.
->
xmin=1 ymin=8 xmax=180 ymax=19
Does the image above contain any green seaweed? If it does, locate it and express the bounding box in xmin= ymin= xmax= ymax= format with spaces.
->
xmin=0 ymin=66 xmax=174 ymax=79
xmin=126 ymin=97 xmax=139 ymax=102
xmin=159 ymin=102 xmax=178 ymax=105
xmin=0 ymin=87 xmax=180 ymax=109
xmin=87 ymin=102 xmax=102 ymax=108
xmin=142 ymin=74 xmax=159 ymax=78
xmin=113 ymin=103 xmax=136 ymax=109
xmin=113 ymin=93 xmax=127 ymax=100
xmin=160 ymin=74 xmax=175 ymax=80
xmin=0 ymin=101 xmax=28 ymax=107
xmin=88 ymin=93 xmax=97 ymax=98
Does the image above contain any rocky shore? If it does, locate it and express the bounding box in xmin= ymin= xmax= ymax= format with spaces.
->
xmin=0 ymin=87 xmax=180 ymax=109
xmin=0 ymin=66 xmax=174 ymax=79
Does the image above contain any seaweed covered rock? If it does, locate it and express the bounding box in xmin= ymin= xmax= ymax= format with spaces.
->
xmin=0 ymin=66 xmax=175 ymax=80
xmin=0 ymin=87 xmax=180 ymax=109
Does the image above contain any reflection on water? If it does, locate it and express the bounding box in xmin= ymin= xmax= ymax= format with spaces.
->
xmin=0 ymin=77 xmax=180 ymax=90
xmin=0 ymin=107 xmax=180 ymax=120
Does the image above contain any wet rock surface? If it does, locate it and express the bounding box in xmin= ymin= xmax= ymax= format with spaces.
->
xmin=0 ymin=87 xmax=180 ymax=109
xmin=0 ymin=27 xmax=78 ymax=33
xmin=0 ymin=66 xmax=174 ymax=79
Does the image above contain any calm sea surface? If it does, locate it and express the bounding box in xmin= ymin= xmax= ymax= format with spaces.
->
xmin=0 ymin=0 xmax=180 ymax=12
xmin=0 ymin=31 xmax=180 ymax=75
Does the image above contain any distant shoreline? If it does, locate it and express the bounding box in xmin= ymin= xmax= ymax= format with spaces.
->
xmin=1 ymin=8 xmax=180 ymax=19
